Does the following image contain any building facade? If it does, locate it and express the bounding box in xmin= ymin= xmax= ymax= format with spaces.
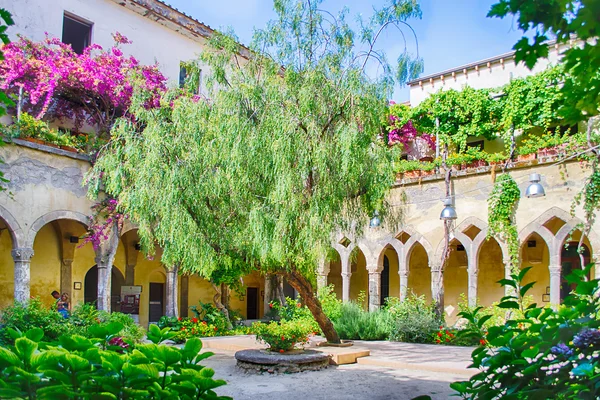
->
xmin=0 ymin=0 xmax=597 ymax=326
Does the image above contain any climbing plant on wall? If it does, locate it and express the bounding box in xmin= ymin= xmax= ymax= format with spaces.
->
xmin=487 ymin=174 xmax=521 ymax=272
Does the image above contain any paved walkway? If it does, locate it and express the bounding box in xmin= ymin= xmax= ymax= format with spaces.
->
xmin=200 ymin=335 xmax=476 ymax=376
xmin=354 ymin=340 xmax=475 ymax=376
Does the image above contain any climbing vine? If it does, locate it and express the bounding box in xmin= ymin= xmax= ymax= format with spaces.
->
xmin=487 ymin=174 xmax=521 ymax=273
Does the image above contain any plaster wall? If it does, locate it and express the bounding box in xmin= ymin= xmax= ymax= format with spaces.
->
xmin=477 ymin=238 xmax=505 ymax=306
xmin=350 ymin=249 xmax=368 ymax=308
xmin=0 ymin=229 xmax=14 ymax=308
xmin=407 ymin=244 xmax=431 ymax=300
xmin=409 ymin=42 xmax=571 ymax=106
xmin=0 ymin=0 xmax=211 ymax=90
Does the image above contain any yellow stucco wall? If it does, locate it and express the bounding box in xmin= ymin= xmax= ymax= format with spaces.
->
xmin=477 ymin=238 xmax=505 ymax=306
xmin=407 ymin=244 xmax=431 ymax=300
xmin=350 ymin=250 xmax=368 ymax=308
xmin=444 ymin=246 xmax=468 ymax=322
xmin=0 ymin=229 xmax=14 ymax=309
xmin=327 ymin=258 xmax=342 ymax=300
xmin=521 ymin=233 xmax=550 ymax=305
xmin=31 ymin=224 xmax=61 ymax=307
xmin=383 ymin=247 xmax=400 ymax=300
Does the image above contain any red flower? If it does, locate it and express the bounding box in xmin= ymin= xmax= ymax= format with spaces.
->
xmin=279 ymin=349 xmax=284 ymax=353
xmin=178 ymin=317 xmax=182 ymax=321
xmin=436 ymin=339 xmax=441 ymax=343
xmin=437 ymin=332 xmax=442 ymax=337
xmin=214 ymin=326 xmax=218 ymax=331
xmin=269 ymin=303 xmax=273 ymax=308
xmin=446 ymin=338 xmax=450 ymax=342
xmin=480 ymin=339 xmax=487 ymax=346
xmin=192 ymin=318 xmax=198 ymax=323
xmin=296 ymin=303 xmax=301 ymax=307
xmin=281 ymin=336 xmax=285 ymax=341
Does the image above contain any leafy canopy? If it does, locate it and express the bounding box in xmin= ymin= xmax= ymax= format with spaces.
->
xmin=90 ymin=0 xmax=422 ymax=281
xmin=488 ymin=0 xmax=600 ymax=121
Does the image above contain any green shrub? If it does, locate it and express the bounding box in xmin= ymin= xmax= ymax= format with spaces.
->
xmin=97 ymin=311 xmax=146 ymax=343
xmin=252 ymin=319 xmax=312 ymax=352
xmin=332 ymin=301 xmax=391 ymax=341
xmin=0 ymin=298 xmax=66 ymax=344
xmin=190 ymin=301 xmax=231 ymax=332
xmin=386 ymin=294 xmax=441 ymax=343
xmin=319 ymin=284 xmax=343 ymax=321
xmin=0 ymin=325 xmax=230 ymax=399
xmin=451 ymin=266 xmax=600 ymax=398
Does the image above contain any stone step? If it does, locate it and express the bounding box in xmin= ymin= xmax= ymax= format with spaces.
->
xmin=312 ymin=346 xmax=370 ymax=365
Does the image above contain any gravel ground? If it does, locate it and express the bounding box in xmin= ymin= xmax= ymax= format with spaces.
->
xmin=203 ymin=352 xmax=463 ymax=400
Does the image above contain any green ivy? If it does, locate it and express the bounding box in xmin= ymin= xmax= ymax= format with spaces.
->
xmin=487 ymin=174 xmax=520 ymax=272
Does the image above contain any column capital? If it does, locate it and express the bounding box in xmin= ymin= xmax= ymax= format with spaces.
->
xmin=549 ymin=265 xmax=561 ymax=277
xmin=430 ymin=263 xmax=442 ymax=273
xmin=398 ymin=269 xmax=408 ymax=277
xmin=12 ymin=247 xmax=34 ymax=262
xmin=62 ymin=258 xmax=74 ymax=266
xmin=341 ymin=272 xmax=352 ymax=278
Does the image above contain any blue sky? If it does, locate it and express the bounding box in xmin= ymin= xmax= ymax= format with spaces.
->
xmin=167 ymin=0 xmax=526 ymax=101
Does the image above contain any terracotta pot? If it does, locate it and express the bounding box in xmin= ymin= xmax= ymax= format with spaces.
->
xmin=21 ymin=137 xmax=45 ymax=145
xmin=403 ymin=170 xmax=420 ymax=179
xmin=517 ymin=153 xmax=536 ymax=162
xmin=60 ymin=145 xmax=78 ymax=152
xmin=466 ymin=159 xmax=487 ymax=168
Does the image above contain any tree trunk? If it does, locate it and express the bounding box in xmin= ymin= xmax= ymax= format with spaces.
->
xmin=283 ymin=269 xmax=341 ymax=344
xmin=275 ymin=275 xmax=287 ymax=305
xmin=211 ymin=282 xmax=233 ymax=330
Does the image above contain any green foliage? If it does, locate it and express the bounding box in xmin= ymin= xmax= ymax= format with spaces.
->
xmin=0 ymin=300 xmax=146 ymax=347
xmin=252 ymin=319 xmax=313 ymax=352
xmin=386 ymin=294 xmax=441 ymax=343
xmin=331 ymin=301 xmax=392 ymax=341
xmin=0 ymin=299 xmax=66 ymax=344
xmin=488 ymin=0 xmax=600 ymax=121
xmin=487 ymin=174 xmax=520 ymax=271
xmin=0 ymin=8 xmax=14 ymax=117
xmin=318 ymin=285 xmax=344 ymax=322
xmin=395 ymin=158 xmax=439 ymax=173
xmin=190 ymin=301 xmax=232 ymax=333
xmin=158 ymin=316 xmax=221 ymax=343
xmin=452 ymin=265 xmax=600 ymax=399
xmin=0 ymin=327 xmax=229 ymax=399
xmin=89 ymin=0 xmax=413 ymax=288
xmin=1 ymin=112 xmax=87 ymax=150
xmin=412 ymin=86 xmax=499 ymax=151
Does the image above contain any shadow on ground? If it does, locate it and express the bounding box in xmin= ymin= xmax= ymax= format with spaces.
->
xmin=203 ymin=352 xmax=463 ymax=400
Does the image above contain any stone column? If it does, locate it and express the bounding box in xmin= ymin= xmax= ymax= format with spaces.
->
xmin=165 ymin=265 xmax=179 ymax=317
xmin=399 ymin=269 xmax=408 ymax=301
xmin=368 ymin=271 xmax=381 ymax=311
xmin=503 ymin=258 xmax=514 ymax=297
xmin=179 ymin=275 xmax=189 ymax=318
xmin=316 ymin=273 xmax=328 ymax=292
xmin=61 ymin=258 xmax=73 ymax=299
xmin=263 ymin=275 xmax=273 ymax=316
xmin=341 ymin=272 xmax=352 ymax=302
xmin=95 ymin=226 xmax=119 ymax=312
xmin=12 ymin=247 xmax=34 ymax=303
xmin=430 ymin=263 xmax=444 ymax=314
xmin=467 ymin=253 xmax=478 ymax=307
xmin=549 ymin=265 xmax=561 ymax=306
xmin=125 ymin=264 xmax=135 ymax=286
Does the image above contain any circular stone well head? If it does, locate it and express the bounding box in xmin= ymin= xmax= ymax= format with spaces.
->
xmin=235 ymin=349 xmax=331 ymax=374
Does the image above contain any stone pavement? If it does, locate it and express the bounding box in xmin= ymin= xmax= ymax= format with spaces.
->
xmin=354 ymin=341 xmax=475 ymax=376
xmin=200 ymin=335 xmax=476 ymax=376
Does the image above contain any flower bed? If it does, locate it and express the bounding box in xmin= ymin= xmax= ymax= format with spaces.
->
xmin=252 ymin=319 xmax=313 ymax=352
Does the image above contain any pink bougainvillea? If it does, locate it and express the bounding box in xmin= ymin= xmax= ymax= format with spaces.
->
xmin=387 ymin=106 xmax=435 ymax=152
xmin=80 ymin=198 xmax=125 ymax=251
xmin=0 ymin=32 xmax=167 ymax=138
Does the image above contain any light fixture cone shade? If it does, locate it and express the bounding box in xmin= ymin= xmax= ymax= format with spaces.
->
xmin=526 ymin=182 xmax=545 ymax=198
xmin=440 ymin=205 xmax=457 ymax=220
xmin=370 ymin=216 xmax=381 ymax=228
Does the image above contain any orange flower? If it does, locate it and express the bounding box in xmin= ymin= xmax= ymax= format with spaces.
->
xmin=479 ymin=339 xmax=487 ymax=346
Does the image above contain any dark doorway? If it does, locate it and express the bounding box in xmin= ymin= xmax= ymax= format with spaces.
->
xmin=380 ymin=255 xmax=390 ymax=305
xmin=246 ymin=287 xmax=259 ymax=319
xmin=283 ymin=279 xmax=296 ymax=300
xmin=149 ymin=282 xmax=165 ymax=323
xmin=84 ymin=266 xmax=125 ymax=311
xmin=561 ymin=242 xmax=590 ymax=302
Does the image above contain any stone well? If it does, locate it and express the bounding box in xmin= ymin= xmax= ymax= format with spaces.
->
xmin=235 ymin=349 xmax=331 ymax=373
